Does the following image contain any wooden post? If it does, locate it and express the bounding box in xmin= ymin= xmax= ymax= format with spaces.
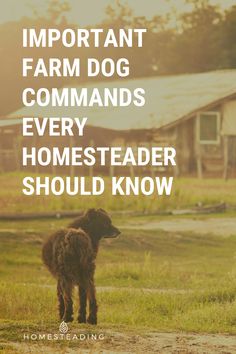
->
xmin=150 ymin=142 xmax=155 ymax=178
xmin=0 ymin=151 xmax=2 ymax=173
xmin=129 ymin=164 xmax=134 ymax=178
xmin=34 ymin=135 xmax=39 ymax=174
xmin=195 ymin=116 xmax=203 ymax=179
xmin=173 ymin=146 xmax=179 ymax=178
xmin=129 ymin=143 xmax=135 ymax=178
xmin=109 ymin=164 xmax=114 ymax=177
xmin=196 ymin=142 xmax=202 ymax=179
xmin=69 ymin=136 xmax=75 ymax=177
xmin=51 ymin=159 xmax=56 ymax=175
xmin=13 ymin=139 xmax=20 ymax=171
xmin=89 ymin=139 xmax=94 ymax=178
xmin=15 ymin=130 xmax=23 ymax=172
xmin=172 ymin=128 xmax=179 ymax=177
xmin=223 ymin=135 xmax=229 ymax=180
xmin=18 ymin=136 xmax=23 ymax=172
xmin=0 ymin=129 xmax=3 ymax=172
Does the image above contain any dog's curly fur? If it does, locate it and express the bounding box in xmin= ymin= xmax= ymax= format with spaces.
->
xmin=42 ymin=208 xmax=120 ymax=325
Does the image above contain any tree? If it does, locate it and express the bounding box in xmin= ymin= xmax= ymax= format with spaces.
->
xmin=222 ymin=5 xmax=236 ymax=68
xmin=169 ymin=0 xmax=224 ymax=73
xmin=47 ymin=0 xmax=70 ymax=24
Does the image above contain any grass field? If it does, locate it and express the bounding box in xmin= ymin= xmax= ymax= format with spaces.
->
xmin=1 ymin=215 xmax=236 ymax=352
xmin=0 ymin=173 xmax=236 ymax=352
xmin=1 ymin=172 xmax=236 ymax=213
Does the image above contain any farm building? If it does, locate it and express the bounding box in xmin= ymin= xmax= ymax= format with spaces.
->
xmin=1 ymin=69 xmax=236 ymax=178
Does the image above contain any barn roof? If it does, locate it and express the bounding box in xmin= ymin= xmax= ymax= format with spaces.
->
xmin=8 ymin=70 xmax=236 ymax=131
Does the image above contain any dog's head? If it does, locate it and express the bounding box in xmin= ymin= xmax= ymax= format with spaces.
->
xmin=83 ymin=208 xmax=121 ymax=239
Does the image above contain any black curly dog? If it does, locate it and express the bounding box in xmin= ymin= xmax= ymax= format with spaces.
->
xmin=42 ymin=208 xmax=120 ymax=325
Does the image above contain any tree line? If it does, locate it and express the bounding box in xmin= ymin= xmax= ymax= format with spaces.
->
xmin=0 ymin=0 xmax=236 ymax=116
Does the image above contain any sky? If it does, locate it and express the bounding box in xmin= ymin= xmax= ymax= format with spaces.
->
xmin=1 ymin=0 xmax=236 ymax=25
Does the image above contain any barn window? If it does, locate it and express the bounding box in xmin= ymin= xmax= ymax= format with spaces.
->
xmin=197 ymin=112 xmax=220 ymax=144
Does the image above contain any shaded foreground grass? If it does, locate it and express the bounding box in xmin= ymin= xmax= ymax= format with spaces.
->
xmin=1 ymin=284 xmax=236 ymax=334
xmin=0 ymin=172 xmax=236 ymax=213
xmin=1 ymin=217 xmax=236 ymax=343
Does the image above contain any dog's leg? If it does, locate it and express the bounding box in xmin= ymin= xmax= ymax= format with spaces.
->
xmin=87 ymin=278 xmax=98 ymax=325
xmin=60 ymin=278 xmax=74 ymax=322
xmin=78 ymin=284 xmax=87 ymax=323
xmin=57 ymin=280 xmax=64 ymax=320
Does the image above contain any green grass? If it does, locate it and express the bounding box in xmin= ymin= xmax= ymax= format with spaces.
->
xmin=0 ymin=171 xmax=236 ymax=213
xmin=1 ymin=217 xmax=236 ymax=345
xmin=1 ymin=285 xmax=236 ymax=334
xmin=1 ymin=221 xmax=236 ymax=290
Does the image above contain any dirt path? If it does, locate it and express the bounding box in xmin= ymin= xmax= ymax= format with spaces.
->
xmin=124 ymin=217 xmax=236 ymax=236
xmin=4 ymin=331 xmax=236 ymax=353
